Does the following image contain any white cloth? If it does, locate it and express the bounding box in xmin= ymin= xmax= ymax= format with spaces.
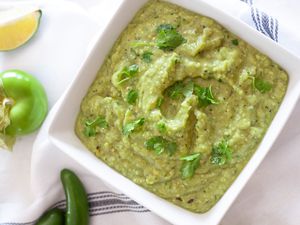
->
xmin=0 ymin=0 xmax=300 ymax=224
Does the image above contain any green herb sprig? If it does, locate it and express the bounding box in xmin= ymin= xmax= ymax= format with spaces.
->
xmin=253 ymin=78 xmax=272 ymax=93
xmin=156 ymin=121 xmax=167 ymax=133
xmin=156 ymin=24 xmax=186 ymax=51
xmin=210 ymin=139 xmax=232 ymax=165
xmin=166 ymin=81 xmax=185 ymax=99
xmin=165 ymin=81 xmax=218 ymax=107
xmin=84 ymin=116 xmax=108 ymax=137
xmin=165 ymin=80 xmax=194 ymax=100
xmin=246 ymin=72 xmax=272 ymax=93
xmin=142 ymin=51 xmax=153 ymax=63
xmin=118 ymin=64 xmax=139 ymax=84
xmin=180 ymin=153 xmax=201 ymax=179
xmin=130 ymin=24 xmax=186 ymax=52
xmin=123 ymin=118 xmax=145 ymax=136
xmin=144 ymin=136 xmax=177 ymax=155
xmin=194 ymin=85 xmax=219 ymax=107
xmin=127 ymin=90 xmax=138 ymax=105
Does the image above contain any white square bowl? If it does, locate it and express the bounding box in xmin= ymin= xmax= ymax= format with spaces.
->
xmin=48 ymin=0 xmax=300 ymax=224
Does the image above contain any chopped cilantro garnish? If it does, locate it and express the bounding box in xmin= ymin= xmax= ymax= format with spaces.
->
xmin=165 ymin=81 xmax=218 ymax=107
xmin=84 ymin=126 xmax=95 ymax=137
xmin=84 ymin=116 xmax=108 ymax=137
xmin=142 ymin=51 xmax=153 ymax=63
xmin=127 ymin=90 xmax=138 ymax=105
xmin=231 ymin=39 xmax=239 ymax=46
xmin=210 ymin=139 xmax=232 ymax=165
xmin=130 ymin=24 xmax=185 ymax=51
xmin=118 ymin=64 xmax=139 ymax=84
xmin=166 ymin=81 xmax=185 ymax=99
xmin=194 ymin=85 xmax=218 ymax=107
xmin=156 ymin=121 xmax=167 ymax=133
xmin=122 ymin=118 xmax=145 ymax=136
xmin=164 ymin=79 xmax=193 ymax=100
xmin=247 ymin=75 xmax=273 ymax=93
xmin=253 ymin=78 xmax=272 ymax=93
xmin=156 ymin=24 xmax=186 ymax=51
xmin=180 ymin=153 xmax=201 ymax=179
xmin=144 ymin=136 xmax=177 ymax=155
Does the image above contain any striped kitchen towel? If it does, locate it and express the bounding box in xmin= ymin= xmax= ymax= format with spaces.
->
xmin=242 ymin=0 xmax=279 ymax=41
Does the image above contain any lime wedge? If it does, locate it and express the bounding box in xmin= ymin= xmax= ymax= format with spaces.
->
xmin=0 ymin=9 xmax=42 ymax=51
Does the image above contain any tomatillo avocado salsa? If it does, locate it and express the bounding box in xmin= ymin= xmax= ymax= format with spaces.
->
xmin=0 ymin=70 xmax=48 ymax=149
xmin=75 ymin=0 xmax=288 ymax=213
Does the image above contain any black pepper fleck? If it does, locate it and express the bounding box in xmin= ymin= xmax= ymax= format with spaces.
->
xmin=187 ymin=199 xmax=194 ymax=204
xmin=176 ymin=197 xmax=183 ymax=201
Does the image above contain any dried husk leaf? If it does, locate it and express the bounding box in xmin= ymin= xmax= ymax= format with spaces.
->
xmin=0 ymin=84 xmax=15 ymax=150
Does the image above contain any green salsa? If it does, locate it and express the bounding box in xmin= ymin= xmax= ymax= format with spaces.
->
xmin=75 ymin=0 xmax=288 ymax=213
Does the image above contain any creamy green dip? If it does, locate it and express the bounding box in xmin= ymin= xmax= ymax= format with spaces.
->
xmin=75 ymin=0 xmax=288 ymax=213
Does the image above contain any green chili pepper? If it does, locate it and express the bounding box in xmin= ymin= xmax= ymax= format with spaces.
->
xmin=35 ymin=208 xmax=64 ymax=225
xmin=61 ymin=169 xmax=89 ymax=225
xmin=0 ymin=69 xmax=48 ymax=136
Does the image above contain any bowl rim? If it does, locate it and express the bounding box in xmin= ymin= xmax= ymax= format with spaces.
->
xmin=48 ymin=0 xmax=300 ymax=224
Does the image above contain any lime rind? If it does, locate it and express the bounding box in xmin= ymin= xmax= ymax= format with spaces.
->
xmin=0 ymin=9 xmax=42 ymax=51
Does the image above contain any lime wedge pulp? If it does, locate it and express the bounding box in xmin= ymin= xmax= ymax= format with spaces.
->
xmin=0 ymin=8 xmax=42 ymax=51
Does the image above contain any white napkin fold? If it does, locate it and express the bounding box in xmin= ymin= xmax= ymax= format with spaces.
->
xmin=0 ymin=0 xmax=300 ymax=225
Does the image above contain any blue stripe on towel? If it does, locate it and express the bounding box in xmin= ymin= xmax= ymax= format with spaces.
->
xmin=241 ymin=0 xmax=279 ymax=41
xmin=0 ymin=191 xmax=149 ymax=225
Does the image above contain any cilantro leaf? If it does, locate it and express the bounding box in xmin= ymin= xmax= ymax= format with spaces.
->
xmin=156 ymin=24 xmax=186 ymax=51
xmin=84 ymin=126 xmax=95 ymax=137
xmin=118 ymin=64 xmax=139 ymax=84
xmin=194 ymin=85 xmax=218 ymax=107
xmin=210 ymin=139 xmax=232 ymax=165
xmin=130 ymin=24 xmax=185 ymax=51
xmin=165 ymin=81 xmax=218 ymax=107
xmin=144 ymin=136 xmax=177 ymax=155
xmin=231 ymin=39 xmax=239 ymax=46
xmin=166 ymin=81 xmax=185 ymax=99
xmin=127 ymin=90 xmax=138 ymax=105
xmin=122 ymin=118 xmax=145 ymax=136
xmin=246 ymin=74 xmax=273 ymax=94
xmin=254 ymin=78 xmax=272 ymax=93
xmin=156 ymin=121 xmax=167 ymax=133
xmin=180 ymin=153 xmax=201 ymax=179
xmin=142 ymin=51 xmax=153 ymax=63
xmin=84 ymin=116 xmax=108 ymax=137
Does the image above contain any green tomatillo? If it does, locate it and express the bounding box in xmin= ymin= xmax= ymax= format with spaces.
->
xmin=0 ymin=70 xmax=48 ymax=146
